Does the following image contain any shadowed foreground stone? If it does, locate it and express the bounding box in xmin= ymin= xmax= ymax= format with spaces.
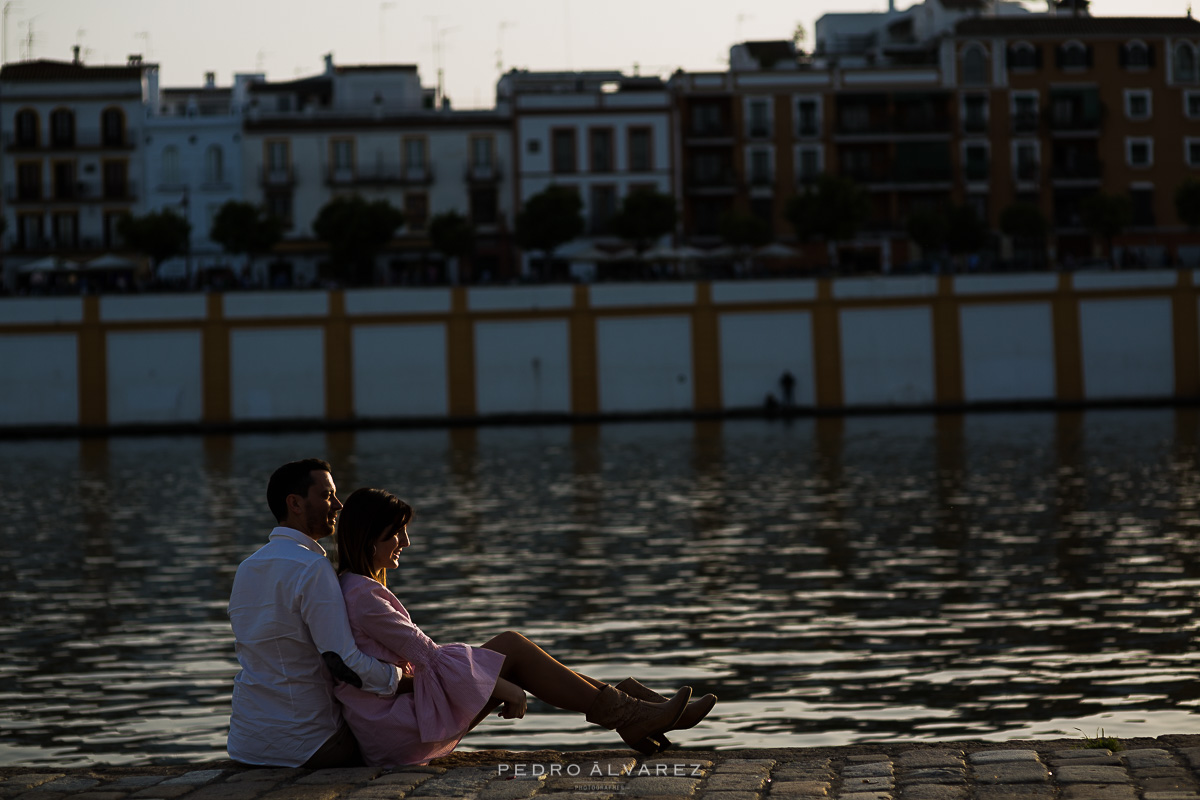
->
xmin=4 ymin=737 xmax=1200 ymax=800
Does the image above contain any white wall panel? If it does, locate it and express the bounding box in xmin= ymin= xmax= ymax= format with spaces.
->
xmin=834 ymin=275 xmax=938 ymax=299
xmin=596 ymin=316 xmax=693 ymax=412
xmin=106 ymin=330 xmax=203 ymax=424
xmin=230 ymin=327 xmax=325 ymax=420
xmin=469 ymin=286 xmax=574 ymax=312
xmin=719 ymin=312 xmax=815 ymax=408
xmin=0 ymin=334 xmax=78 ymax=425
xmin=352 ymin=324 xmax=447 ymax=418
xmin=955 ymin=274 xmax=1058 ymax=295
xmin=840 ymin=306 xmax=934 ymax=406
xmin=101 ymin=295 xmax=206 ymax=322
xmin=475 ymin=320 xmax=571 ymax=414
xmin=960 ymin=303 xmax=1056 ymax=402
xmin=1080 ymin=298 xmax=1174 ymax=399
xmin=345 ymin=288 xmax=451 ymax=316
xmin=591 ymin=284 xmax=696 ymax=308
xmin=0 ymin=298 xmax=82 ymax=324
xmin=712 ymin=280 xmax=818 ymax=304
xmin=1073 ymin=270 xmax=1177 ymax=291
xmin=224 ymin=291 xmax=329 ymax=319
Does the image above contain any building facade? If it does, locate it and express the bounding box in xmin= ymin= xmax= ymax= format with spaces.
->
xmin=140 ymin=72 xmax=251 ymax=283
xmin=500 ymin=70 xmax=675 ymax=277
xmin=240 ymin=55 xmax=512 ymax=287
xmin=0 ymin=51 xmax=157 ymax=289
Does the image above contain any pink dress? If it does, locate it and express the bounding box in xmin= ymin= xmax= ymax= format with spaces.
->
xmin=335 ymin=572 xmax=505 ymax=767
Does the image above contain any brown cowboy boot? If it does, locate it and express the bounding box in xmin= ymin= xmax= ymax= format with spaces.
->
xmin=615 ymin=678 xmax=718 ymax=749
xmin=585 ymin=684 xmax=690 ymax=756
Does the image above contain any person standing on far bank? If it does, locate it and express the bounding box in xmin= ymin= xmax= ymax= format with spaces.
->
xmin=227 ymin=458 xmax=402 ymax=768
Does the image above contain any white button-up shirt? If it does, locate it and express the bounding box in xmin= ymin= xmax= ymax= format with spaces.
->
xmin=227 ymin=526 xmax=400 ymax=766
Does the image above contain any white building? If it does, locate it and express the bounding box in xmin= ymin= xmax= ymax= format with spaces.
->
xmin=240 ymin=55 xmax=513 ymax=286
xmin=815 ymin=0 xmax=1036 ymax=68
xmin=0 ymin=49 xmax=157 ymax=290
xmin=140 ymin=71 xmax=253 ymax=284
xmin=499 ymin=70 xmax=676 ymax=278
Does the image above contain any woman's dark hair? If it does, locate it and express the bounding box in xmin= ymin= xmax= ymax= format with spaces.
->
xmin=336 ymin=487 xmax=413 ymax=586
xmin=267 ymin=458 xmax=332 ymax=523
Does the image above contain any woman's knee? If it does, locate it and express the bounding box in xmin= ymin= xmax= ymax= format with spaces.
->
xmin=483 ymin=630 xmax=527 ymax=654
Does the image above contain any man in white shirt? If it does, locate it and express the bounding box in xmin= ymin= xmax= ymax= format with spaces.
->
xmin=228 ymin=458 xmax=401 ymax=767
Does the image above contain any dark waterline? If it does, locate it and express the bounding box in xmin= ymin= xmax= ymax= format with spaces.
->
xmin=1 ymin=410 xmax=1198 ymax=766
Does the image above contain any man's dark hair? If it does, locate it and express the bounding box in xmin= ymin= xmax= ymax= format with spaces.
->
xmin=267 ymin=458 xmax=333 ymax=523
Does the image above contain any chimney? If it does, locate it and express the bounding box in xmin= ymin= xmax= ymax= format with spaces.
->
xmin=72 ymin=45 xmax=81 ymax=64
xmin=205 ymin=71 xmax=216 ymax=88
xmin=324 ymin=53 xmax=334 ymax=74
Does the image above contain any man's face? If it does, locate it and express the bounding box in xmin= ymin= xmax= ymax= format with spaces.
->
xmin=298 ymin=470 xmax=342 ymax=540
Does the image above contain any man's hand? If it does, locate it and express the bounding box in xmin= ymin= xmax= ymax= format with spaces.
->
xmin=492 ymin=677 xmax=527 ymax=719
xmin=321 ymin=651 xmax=364 ymax=688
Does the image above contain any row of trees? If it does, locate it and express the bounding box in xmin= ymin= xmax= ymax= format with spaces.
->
xmin=110 ymin=176 xmax=1200 ymax=284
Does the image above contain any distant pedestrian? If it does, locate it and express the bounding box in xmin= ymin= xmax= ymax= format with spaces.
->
xmin=779 ymin=370 xmax=796 ymax=408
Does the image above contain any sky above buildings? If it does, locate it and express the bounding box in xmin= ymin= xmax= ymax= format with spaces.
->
xmin=9 ymin=0 xmax=1194 ymax=107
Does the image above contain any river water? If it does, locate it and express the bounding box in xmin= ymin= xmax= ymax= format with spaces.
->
xmin=1 ymin=410 xmax=1198 ymax=766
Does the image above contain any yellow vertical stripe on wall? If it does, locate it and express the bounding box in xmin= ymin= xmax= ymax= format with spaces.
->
xmin=202 ymin=293 xmax=231 ymax=424
xmin=813 ymin=279 xmax=843 ymax=409
xmin=446 ymin=287 xmax=476 ymax=418
xmin=570 ymin=285 xmax=599 ymax=416
xmin=325 ymin=290 xmax=353 ymax=420
xmin=1053 ymin=273 xmax=1084 ymax=403
xmin=933 ymin=275 xmax=964 ymax=406
xmin=691 ymin=281 xmax=721 ymax=411
xmin=78 ymin=295 xmax=107 ymax=427
xmin=1173 ymin=270 xmax=1200 ymax=399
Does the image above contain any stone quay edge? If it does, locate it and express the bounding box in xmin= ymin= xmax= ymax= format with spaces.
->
xmin=5 ymin=736 xmax=1200 ymax=800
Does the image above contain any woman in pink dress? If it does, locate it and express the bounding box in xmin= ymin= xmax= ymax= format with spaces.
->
xmin=332 ymin=487 xmax=717 ymax=768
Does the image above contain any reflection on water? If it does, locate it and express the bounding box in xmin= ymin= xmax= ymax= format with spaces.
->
xmin=2 ymin=411 xmax=1199 ymax=765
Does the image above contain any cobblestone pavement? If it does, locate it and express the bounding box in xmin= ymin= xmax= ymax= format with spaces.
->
xmin=4 ymin=736 xmax=1200 ymax=800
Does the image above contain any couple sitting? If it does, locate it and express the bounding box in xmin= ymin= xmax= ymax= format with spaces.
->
xmin=227 ymin=459 xmax=717 ymax=768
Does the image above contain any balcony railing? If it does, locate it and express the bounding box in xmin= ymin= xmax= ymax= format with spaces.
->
xmin=963 ymin=116 xmax=988 ymax=134
xmin=261 ymin=166 xmax=297 ymax=187
xmin=1015 ymin=161 xmax=1040 ymax=182
xmin=688 ymin=122 xmax=733 ymax=139
xmin=748 ymin=123 xmax=771 ymax=139
xmin=749 ymin=171 xmax=774 ymax=188
xmin=964 ymin=162 xmax=989 ymax=181
xmin=465 ymin=162 xmax=503 ymax=183
xmin=1046 ymin=104 xmax=1104 ymax=132
xmin=893 ymin=165 xmax=952 ymax=183
xmin=1051 ymin=159 xmax=1103 ymax=180
xmin=1012 ymin=112 xmax=1040 ymax=134
xmin=101 ymin=180 xmax=138 ymax=201
xmin=686 ymin=169 xmax=736 ymax=190
xmin=796 ymin=122 xmax=820 ymax=137
xmin=3 ymin=130 xmax=138 ymax=150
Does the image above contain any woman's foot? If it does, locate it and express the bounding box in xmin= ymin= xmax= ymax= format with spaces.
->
xmin=585 ymin=685 xmax=690 ymax=755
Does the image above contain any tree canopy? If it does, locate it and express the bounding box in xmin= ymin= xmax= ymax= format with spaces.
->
xmin=611 ymin=188 xmax=677 ymax=254
xmin=1080 ymin=192 xmax=1133 ymax=262
xmin=515 ymin=185 xmax=584 ymax=272
xmin=718 ymin=209 xmax=772 ymax=250
xmin=210 ymin=201 xmax=284 ymax=265
xmin=312 ymin=195 xmax=405 ymax=285
xmin=1176 ymin=178 xmax=1200 ymax=230
xmin=999 ymin=202 xmax=1048 ymax=241
xmin=906 ymin=208 xmax=948 ymax=257
xmin=428 ymin=211 xmax=476 ymax=283
xmin=117 ymin=209 xmax=191 ymax=271
xmin=946 ymin=204 xmax=988 ymax=256
xmin=785 ymin=174 xmax=869 ymax=245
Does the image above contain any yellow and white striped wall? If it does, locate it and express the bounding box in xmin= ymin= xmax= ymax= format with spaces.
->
xmin=0 ymin=270 xmax=1196 ymax=431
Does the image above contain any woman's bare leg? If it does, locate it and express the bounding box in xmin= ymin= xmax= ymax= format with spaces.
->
xmin=481 ymin=631 xmax=601 ymax=713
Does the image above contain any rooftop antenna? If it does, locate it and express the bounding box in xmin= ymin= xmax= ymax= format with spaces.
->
xmin=256 ymin=49 xmax=269 ymax=71
xmin=496 ymin=20 xmax=514 ymax=76
xmin=19 ymin=15 xmax=37 ymax=60
xmin=436 ymin=24 xmax=459 ymax=106
xmin=135 ymin=30 xmax=152 ymax=59
xmin=736 ymin=13 xmax=753 ymax=42
xmin=1 ymin=2 xmax=21 ymax=65
xmin=379 ymin=2 xmax=395 ymax=61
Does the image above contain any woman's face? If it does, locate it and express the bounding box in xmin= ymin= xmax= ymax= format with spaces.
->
xmin=372 ymin=522 xmax=410 ymax=573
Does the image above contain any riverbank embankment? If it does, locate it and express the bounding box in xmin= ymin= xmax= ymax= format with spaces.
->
xmin=5 ymin=736 xmax=1200 ymax=800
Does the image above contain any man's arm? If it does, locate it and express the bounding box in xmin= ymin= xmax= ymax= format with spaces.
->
xmin=299 ymin=560 xmax=400 ymax=696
